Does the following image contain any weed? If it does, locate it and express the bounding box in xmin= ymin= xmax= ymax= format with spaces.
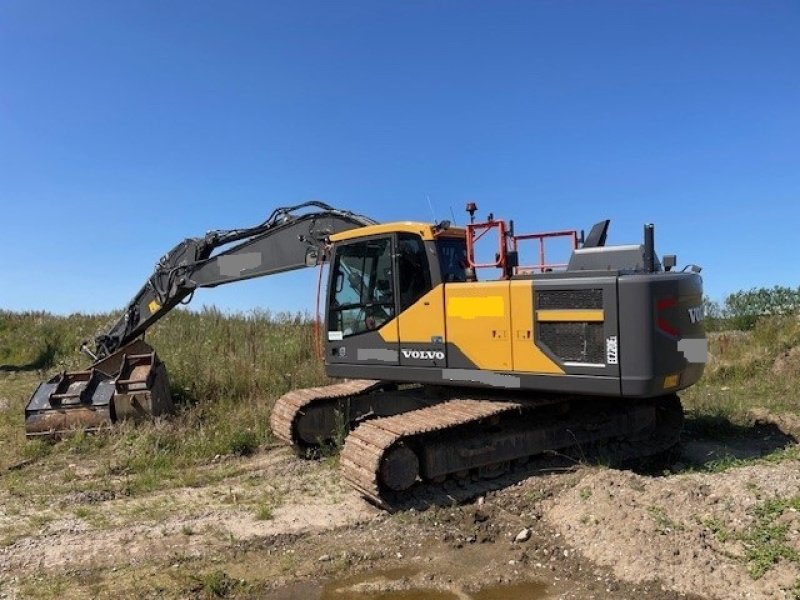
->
xmin=255 ymin=504 xmax=274 ymax=521
xmin=73 ymin=506 xmax=91 ymax=519
xmin=526 ymin=488 xmax=548 ymax=503
xmin=647 ymin=506 xmax=684 ymax=534
xmin=579 ymin=487 xmax=592 ymax=501
xmin=182 ymin=524 xmax=195 ymax=536
xmin=702 ymin=517 xmax=732 ymax=543
xmin=195 ymin=569 xmax=239 ymax=598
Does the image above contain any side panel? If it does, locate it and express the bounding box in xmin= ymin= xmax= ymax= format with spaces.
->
xmin=396 ymin=285 xmax=447 ymax=368
xmin=618 ymin=272 xmax=705 ymax=397
xmin=531 ymin=275 xmax=621 ymax=382
xmin=444 ymin=282 xmax=512 ymax=370
xmin=509 ymin=280 xmax=564 ymax=374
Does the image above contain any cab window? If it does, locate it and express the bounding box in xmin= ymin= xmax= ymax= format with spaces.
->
xmin=397 ymin=233 xmax=432 ymax=310
xmin=437 ymin=237 xmax=469 ymax=282
xmin=329 ymin=237 xmax=395 ymax=337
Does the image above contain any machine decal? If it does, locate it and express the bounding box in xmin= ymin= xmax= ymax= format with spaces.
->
xmin=442 ymin=368 xmax=521 ymax=388
xmin=217 ymin=252 xmax=262 ymax=276
xmin=447 ymin=296 xmax=505 ymax=319
xmin=606 ymin=335 xmax=618 ymax=365
xmin=687 ymin=306 xmax=704 ymax=324
xmin=148 ymin=299 xmax=161 ymax=314
xmin=357 ymin=348 xmax=399 ymax=362
xmin=401 ymin=349 xmax=445 ymax=361
xmin=677 ymin=338 xmax=708 ymax=363
xmin=328 ymin=331 xmax=344 ymax=341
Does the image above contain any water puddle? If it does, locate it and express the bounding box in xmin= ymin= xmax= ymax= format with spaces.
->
xmin=265 ymin=568 xmax=547 ymax=600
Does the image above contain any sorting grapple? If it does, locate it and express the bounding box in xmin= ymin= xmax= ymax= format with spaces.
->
xmin=24 ymin=340 xmax=173 ymax=438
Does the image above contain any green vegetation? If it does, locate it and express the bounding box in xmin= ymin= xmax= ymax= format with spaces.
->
xmin=647 ymin=505 xmax=684 ymax=534
xmin=682 ymin=312 xmax=800 ymax=423
xmin=704 ymin=285 xmax=800 ymax=332
xmin=704 ymin=495 xmax=800 ymax=580
xmin=0 ymin=307 xmax=329 ymax=492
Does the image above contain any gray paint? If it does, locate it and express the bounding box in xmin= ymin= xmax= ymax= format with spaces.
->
xmin=217 ymin=252 xmax=262 ymax=277
xmin=442 ymin=368 xmax=521 ymax=388
xmin=678 ymin=338 xmax=708 ymax=363
xmin=357 ymin=348 xmax=399 ymax=362
xmin=326 ymin=363 xmax=622 ymax=397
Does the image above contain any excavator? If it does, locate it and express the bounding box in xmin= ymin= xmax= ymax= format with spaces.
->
xmin=25 ymin=201 xmax=706 ymax=506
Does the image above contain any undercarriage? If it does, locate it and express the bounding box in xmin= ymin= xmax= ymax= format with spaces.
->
xmin=270 ymin=380 xmax=684 ymax=506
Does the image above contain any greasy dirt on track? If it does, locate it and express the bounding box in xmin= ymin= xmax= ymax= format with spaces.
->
xmin=0 ymin=412 xmax=798 ymax=599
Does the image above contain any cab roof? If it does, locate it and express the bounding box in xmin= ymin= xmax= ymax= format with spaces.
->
xmin=329 ymin=221 xmax=466 ymax=243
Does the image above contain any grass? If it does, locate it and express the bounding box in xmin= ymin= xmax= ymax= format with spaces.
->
xmin=0 ymin=307 xmax=329 ymax=490
xmin=647 ymin=505 xmax=684 ymax=534
xmin=1 ymin=307 xmax=799 ymax=597
xmin=703 ymin=495 xmax=800 ymax=580
xmin=682 ymin=314 xmax=800 ymax=422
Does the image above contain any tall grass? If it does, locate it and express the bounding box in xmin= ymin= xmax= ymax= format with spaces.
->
xmin=0 ymin=307 xmax=329 ymax=488
xmin=682 ymin=314 xmax=800 ymax=421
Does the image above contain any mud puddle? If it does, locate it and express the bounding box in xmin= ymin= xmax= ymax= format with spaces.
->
xmin=264 ymin=567 xmax=547 ymax=600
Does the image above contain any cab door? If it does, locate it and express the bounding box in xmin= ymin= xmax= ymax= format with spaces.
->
xmin=326 ymin=235 xmax=400 ymax=366
xmin=396 ymin=233 xmax=447 ymax=368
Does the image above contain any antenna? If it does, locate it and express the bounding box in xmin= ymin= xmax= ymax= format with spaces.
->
xmin=426 ymin=194 xmax=437 ymax=223
xmin=449 ymin=206 xmax=458 ymax=226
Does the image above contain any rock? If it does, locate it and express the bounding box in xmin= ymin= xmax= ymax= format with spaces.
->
xmin=514 ymin=528 xmax=531 ymax=543
xmin=318 ymin=554 xmax=331 ymax=562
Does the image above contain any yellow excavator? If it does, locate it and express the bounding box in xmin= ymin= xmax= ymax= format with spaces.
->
xmin=25 ymin=201 xmax=706 ymax=505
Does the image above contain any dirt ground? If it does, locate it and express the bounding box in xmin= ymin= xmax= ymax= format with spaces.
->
xmin=0 ymin=408 xmax=798 ymax=600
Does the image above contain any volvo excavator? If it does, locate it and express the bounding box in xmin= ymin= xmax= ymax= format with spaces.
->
xmin=25 ymin=201 xmax=706 ymax=506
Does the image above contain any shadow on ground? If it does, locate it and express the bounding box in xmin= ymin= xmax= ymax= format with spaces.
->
xmin=0 ymin=342 xmax=57 ymax=373
xmin=383 ymin=412 xmax=799 ymax=512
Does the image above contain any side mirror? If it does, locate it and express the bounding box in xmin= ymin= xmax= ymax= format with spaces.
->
xmin=663 ymin=255 xmax=677 ymax=272
xmin=305 ymin=247 xmax=320 ymax=267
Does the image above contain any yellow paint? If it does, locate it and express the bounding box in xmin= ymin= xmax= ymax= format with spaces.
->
xmin=511 ymin=282 xmax=564 ymax=374
xmin=664 ymin=373 xmax=681 ymax=389
xmin=148 ymin=299 xmax=161 ymax=314
xmin=397 ymin=285 xmax=446 ymax=343
xmin=447 ymin=295 xmax=505 ymax=320
xmin=445 ymin=282 xmax=512 ymax=370
xmin=536 ymin=309 xmax=604 ymax=322
xmin=330 ymin=221 xmax=466 ymax=243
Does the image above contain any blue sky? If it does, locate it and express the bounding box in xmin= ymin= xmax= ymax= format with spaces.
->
xmin=1 ymin=1 xmax=798 ymax=316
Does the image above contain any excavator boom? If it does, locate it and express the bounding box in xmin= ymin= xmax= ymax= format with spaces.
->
xmin=25 ymin=202 xmax=375 ymax=437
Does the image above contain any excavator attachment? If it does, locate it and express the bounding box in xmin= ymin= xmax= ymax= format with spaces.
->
xmin=24 ymin=340 xmax=173 ymax=438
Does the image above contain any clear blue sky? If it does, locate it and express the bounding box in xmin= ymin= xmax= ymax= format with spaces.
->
xmin=1 ymin=1 xmax=798 ymax=316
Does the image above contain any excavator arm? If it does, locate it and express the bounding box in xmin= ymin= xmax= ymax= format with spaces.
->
xmin=26 ymin=201 xmax=376 ymax=436
xmin=90 ymin=201 xmax=376 ymax=359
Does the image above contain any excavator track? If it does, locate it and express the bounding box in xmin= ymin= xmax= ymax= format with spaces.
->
xmin=270 ymin=379 xmax=384 ymax=448
xmin=340 ymin=398 xmax=524 ymax=503
xmin=339 ymin=393 xmax=684 ymax=507
xmin=271 ymin=381 xmax=684 ymax=508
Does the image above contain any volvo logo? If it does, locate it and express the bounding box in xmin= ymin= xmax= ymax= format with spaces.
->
xmin=687 ymin=306 xmax=704 ymax=324
xmin=401 ymin=349 xmax=445 ymax=361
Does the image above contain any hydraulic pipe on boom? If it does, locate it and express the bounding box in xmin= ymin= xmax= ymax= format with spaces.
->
xmin=25 ymin=202 xmax=376 ymax=437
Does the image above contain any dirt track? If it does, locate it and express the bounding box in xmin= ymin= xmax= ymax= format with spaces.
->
xmin=0 ymin=410 xmax=798 ymax=600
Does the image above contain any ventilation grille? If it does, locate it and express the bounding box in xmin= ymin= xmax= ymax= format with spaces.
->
xmin=539 ymin=322 xmax=605 ymax=364
xmin=536 ymin=289 xmax=603 ymax=310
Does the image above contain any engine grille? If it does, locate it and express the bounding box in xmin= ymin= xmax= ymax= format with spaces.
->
xmin=536 ymin=289 xmax=603 ymax=310
xmin=539 ymin=322 xmax=605 ymax=364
